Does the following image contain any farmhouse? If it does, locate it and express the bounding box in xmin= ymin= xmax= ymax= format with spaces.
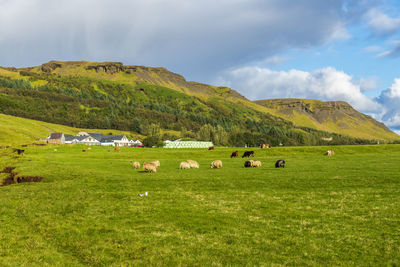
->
xmin=129 ymin=139 xmax=143 ymax=147
xmin=47 ymin=133 xmax=65 ymax=144
xmin=47 ymin=132 xmax=142 ymax=147
xmin=100 ymin=135 xmax=130 ymax=146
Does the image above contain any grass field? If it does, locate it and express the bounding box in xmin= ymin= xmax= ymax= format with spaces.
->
xmin=0 ymin=145 xmax=399 ymax=266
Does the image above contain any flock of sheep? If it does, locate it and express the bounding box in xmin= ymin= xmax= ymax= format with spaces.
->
xmin=128 ymin=149 xmax=333 ymax=173
xmin=129 ymin=159 xmax=285 ymax=173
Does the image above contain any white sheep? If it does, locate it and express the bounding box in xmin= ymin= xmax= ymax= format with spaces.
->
xmin=210 ymin=160 xmax=222 ymax=169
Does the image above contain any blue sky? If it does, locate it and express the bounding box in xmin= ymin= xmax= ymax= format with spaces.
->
xmin=0 ymin=0 xmax=399 ymax=133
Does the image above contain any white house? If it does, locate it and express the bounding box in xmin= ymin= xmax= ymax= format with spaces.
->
xmin=100 ymin=135 xmax=130 ymax=147
xmin=77 ymin=135 xmax=101 ymax=146
xmin=129 ymin=139 xmax=143 ymax=146
xmin=44 ymin=132 xmax=140 ymax=147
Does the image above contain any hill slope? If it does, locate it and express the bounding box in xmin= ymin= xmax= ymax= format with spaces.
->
xmin=0 ymin=114 xmax=142 ymax=146
xmin=0 ymin=61 xmax=398 ymax=143
xmin=254 ymin=99 xmax=397 ymax=140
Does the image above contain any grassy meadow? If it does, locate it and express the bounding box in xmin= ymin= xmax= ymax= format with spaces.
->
xmin=0 ymin=144 xmax=399 ymax=266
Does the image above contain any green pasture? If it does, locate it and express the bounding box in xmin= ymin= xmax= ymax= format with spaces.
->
xmin=0 ymin=145 xmax=399 ymax=266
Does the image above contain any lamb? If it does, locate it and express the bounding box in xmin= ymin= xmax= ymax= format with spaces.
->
xmin=210 ymin=160 xmax=222 ymax=169
xmin=143 ymin=162 xmax=157 ymax=173
xmin=186 ymin=160 xmax=199 ymax=168
xmin=230 ymin=151 xmax=239 ymax=158
xmin=253 ymin=160 xmax=262 ymax=168
xmin=179 ymin=161 xmax=191 ymax=169
xmin=326 ymin=150 xmax=335 ymax=156
xmin=130 ymin=161 xmax=140 ymax=169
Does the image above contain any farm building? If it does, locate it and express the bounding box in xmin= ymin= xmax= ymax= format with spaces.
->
xmin=47 ymin=132 xmax=142 ymax=147
xmin=129 ymin=139 xmax=143 ymax=147
xmin=100 ymin=135 xmax=130 ymax=146
xmin=47 ymin=133 xmax=65 ymax=144
xmin=163 ymin=140 xmax=214 ymax=148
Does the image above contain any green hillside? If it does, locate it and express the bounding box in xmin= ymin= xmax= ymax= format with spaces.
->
xmin=0 ymin=61 xmax=398 ymax=145
xmin=0 ymin=114 xmax=143 ymax=146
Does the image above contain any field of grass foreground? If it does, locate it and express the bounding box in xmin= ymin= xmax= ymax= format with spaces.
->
xmin=0 ymin=145 xmax=399 ymax=265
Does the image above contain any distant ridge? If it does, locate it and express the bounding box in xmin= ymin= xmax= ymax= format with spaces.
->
xmin=254 ymin=98 xmax=396 ymax=140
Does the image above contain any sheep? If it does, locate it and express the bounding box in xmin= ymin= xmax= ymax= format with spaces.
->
xmin=275 ymin=159 xmax=285 ymax=168
xmin=179 ymin=161 xmax=191 ymax=169
xmin=210 ymin=160 xmax=222 ymax=169
xmin=186 ymin=160 xmax=199 ymax=168
xmin=326 ymin=150 xmax=335 ymax=156
xmin=151 ymin=160 xmax=160 ymax=167
xmin=13 ymin=149 xmax=25 ymax=155
xmin=242 ymin=151 xmax=255 ymax=158
xmin=143 ymin=162 xmax=157 ymax=173
xmin=244 ymin=160 xmax=255 ymax=167
xmin=130 ymin=161 xmax=140 ymax=169
xmin=244 ymin=160 xmax=253 ymax=168
xmin=253 ymin=160 xmax=262 ymax=168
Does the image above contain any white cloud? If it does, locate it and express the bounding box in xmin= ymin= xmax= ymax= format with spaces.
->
xmin=217 ymin=66 xmax=380 ymax=112
xmin=377 ymin=44 xmax=400 ymax=58
xmin=259 ymin=56 xmax=294 ymax=67
xmin=364 ymin=45 xmax=381 ymax=53
xmin=359 ymin=77 xmax=377 ymax=91
xmin=367 ymin=78 xmax=400 ymax=130
xmin=375 ymin=79 xmax=400 ymax=129
xmin=365 ymin=8 xmax=400 ymax=36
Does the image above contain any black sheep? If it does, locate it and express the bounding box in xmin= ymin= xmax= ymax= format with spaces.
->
xmin=244 ymin=160 xmax=252 ymax=167
xmin=275 ymin=159 xmax=285 ymax=168
xmin=242 ymin=151 xmax=255 ymax=158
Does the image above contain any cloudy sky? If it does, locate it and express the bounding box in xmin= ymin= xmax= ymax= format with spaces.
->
xmin=0 ymin=0 xmax=400 ymax=133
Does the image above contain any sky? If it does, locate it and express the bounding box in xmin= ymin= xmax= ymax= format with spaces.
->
xmin=0 ymin=0 xmax=400 ymax=133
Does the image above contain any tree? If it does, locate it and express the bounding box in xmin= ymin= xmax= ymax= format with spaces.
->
xmin=130 ymin=118 xmax=143 ymax=134
xmin=143 ymin=123 xmax=161 ymax=139
xmin=197 ymin=124 xmax=214 ymax=141
xmin=180 ymin=126 xmax=187 ymax=138
xmin=212 ymin=125 xmax=228 ymax=145
xmin=142 ymin=123 xmax=162 ymax=147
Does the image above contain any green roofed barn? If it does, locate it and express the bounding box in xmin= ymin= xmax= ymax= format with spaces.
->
xmin=163 ymin=140 xmax=214 ymax=148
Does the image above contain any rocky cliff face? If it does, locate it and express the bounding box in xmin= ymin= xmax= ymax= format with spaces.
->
xmin=254 ymin=98 xmax=396 ymax=139
xmin=85 ymin=62 xmax=124 ymax=74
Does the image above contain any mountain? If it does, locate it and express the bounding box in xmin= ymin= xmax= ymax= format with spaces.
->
xmin=254 ymin=99 xmax=397 ymax=141
xmin=0 ymin=61 xmax=398 ymax=145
